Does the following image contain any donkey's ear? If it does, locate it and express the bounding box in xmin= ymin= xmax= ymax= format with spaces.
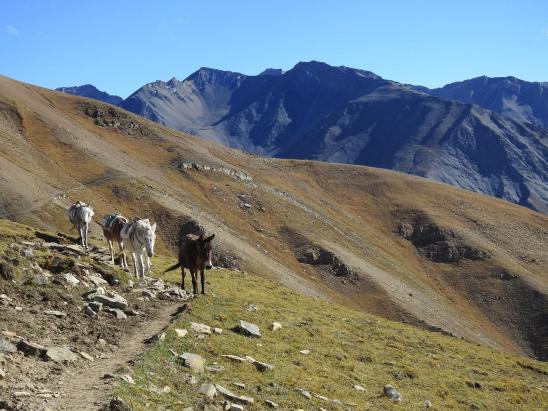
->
xmin=151 ymin=223 xmax=157 ymax=232
xmin=205 ymin=234 xmax=215 ymax=242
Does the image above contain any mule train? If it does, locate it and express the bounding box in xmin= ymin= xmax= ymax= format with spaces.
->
xmin=66 ymin=202 xmax=216 ymax=293
xmin=66 ymin=203 xmax=156 ymax=279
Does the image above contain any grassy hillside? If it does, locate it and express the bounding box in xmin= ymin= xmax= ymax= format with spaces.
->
xmin=114 ymin=268 xmax=548 ymax=410
xmin=0 ymin=75 xmax=546 ymax=361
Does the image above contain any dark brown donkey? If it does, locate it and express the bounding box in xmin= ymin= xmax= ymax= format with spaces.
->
xmin=164 ymin=233 xmax=215 ymax=294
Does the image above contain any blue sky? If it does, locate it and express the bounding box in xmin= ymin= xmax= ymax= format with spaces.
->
xmin=1 ymin=0 xmax=547 ymax=98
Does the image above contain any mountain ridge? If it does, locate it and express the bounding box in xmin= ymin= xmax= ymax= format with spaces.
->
xmin=55 ymin=63 xmax=548 ymax=212
xmin=55 ymin=84 xmax=123 ymax=105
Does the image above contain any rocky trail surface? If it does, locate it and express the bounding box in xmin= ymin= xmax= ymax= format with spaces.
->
xmin=49 ymin=301 xmax=187 ymax=411
xmin=0 ymin=232 xmax=190 ymax=411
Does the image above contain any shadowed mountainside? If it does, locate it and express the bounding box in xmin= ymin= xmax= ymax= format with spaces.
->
xmin=1 ymin=75 xmax=547 ymax=360
xmin=422 ymin=75 xmax=548 ymax=128
xmin=117 ymin=62 xmax=548 ymax=212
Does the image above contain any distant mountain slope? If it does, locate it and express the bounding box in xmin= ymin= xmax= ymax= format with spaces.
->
xmin=56 ymin=84 xmax=123 ymax=105
xmin=424 ymin=76 xmax=548 ymax=128
xmin=119 ymin=62 xmax=548 ymax=212
xmin=119 ymin=70 xmax=247 ymax=146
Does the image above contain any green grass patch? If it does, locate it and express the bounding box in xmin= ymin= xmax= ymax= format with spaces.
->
xmin=114 ymin=269 xmax=548 ymax=410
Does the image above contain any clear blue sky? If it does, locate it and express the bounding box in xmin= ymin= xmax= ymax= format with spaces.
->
xmin=1 ymin=0 xmax=547 ymax=98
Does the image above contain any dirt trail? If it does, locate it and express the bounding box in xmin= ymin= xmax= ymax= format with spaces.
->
xmin=48 ymin=302 xmax=186 ymax=411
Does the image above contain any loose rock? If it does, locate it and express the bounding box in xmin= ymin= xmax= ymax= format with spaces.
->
xmin=297 ymin=388 xmax=311 ymax=399
xmin=252 ymin=360 xmax=274 ymax=372
xmin=104 ymin=307 xmax=128 ymax=319
xmin=269 ymin=322 xmax=282 ymax=331
xmin=199 ymin=383 xmax=217 ymax=400
xmin=175 ymin=328 xmax=188 ymax=338
xmin=354 ymin=384 xmax=365 ymax=392
xmin=63 ymin=273 xmax=80 ymax=286
xmin=384 ymin=384 xmax=402 ymax=402
xmin=215 ymin=384 xmax=254 ymax=405
xmin=265 ymin=399 xmax=279 ymax=408
xmin=46 ymin=346 xmax=78 ymax=363
xmin=424 ymin=400 xmax=432 ymax=408
xmin=0 ymin=338 xmax=17 ymax=353
xmin=44 ymin=310 xmax=67 ymax=318
xmin=235 ymin=320 xmax=261 ymax=338
xmin=191 ymin=322 xmax=211 ymax=334
xmin=180 ymin=352 xmax=205 ymax=373
xmin=222 ymin=354 xmax=247 ymax=363
xmin=92 ymin=293 xmax=128 ymax=310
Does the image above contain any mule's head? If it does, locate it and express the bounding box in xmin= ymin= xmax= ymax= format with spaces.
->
xmin=143 ymin=222 xmax=157 ymax=258
xmin=197 ymin=234 xmax=215 ymax=269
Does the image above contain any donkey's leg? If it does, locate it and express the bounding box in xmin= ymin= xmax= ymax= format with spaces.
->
xmin=180 ymin=267 xmax=186 ymax=291
xmin=84 ymin=223 xmax=89 ymax=249
xmin=119 ymin=241 xmax=128 ymax=268
xmin=131 ymin=252 xmax=138 ymax=277
xmin=80 ymin=225 xmax=85 ymax=247
xmin=146 ymin=256 xmax=151 ymax=274
xmin=108 ymin=240 xmax=114 ymax=264
xmin=200 ymin=269 xmax=206 ymax=294
xmin=191 ymin=270 xmax=198 ymax=295
xmin=139 ymin=253 xmax=145 ymax=279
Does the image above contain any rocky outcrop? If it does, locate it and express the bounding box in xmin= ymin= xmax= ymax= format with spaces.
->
xmin=397 ymin=215 xmax=489 ymax=263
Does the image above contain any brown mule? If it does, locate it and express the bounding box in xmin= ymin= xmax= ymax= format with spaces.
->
xmin=164 ymin=233 xmax=215 ymax=295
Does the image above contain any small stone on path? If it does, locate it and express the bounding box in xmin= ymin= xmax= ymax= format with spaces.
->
xmin=44 ymin=310 xmax=67 ymax=318
xmin=46 ymin=346 xmax=77 ymax=363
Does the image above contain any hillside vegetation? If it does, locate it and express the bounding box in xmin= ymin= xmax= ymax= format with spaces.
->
xmin=0 ymin=75 xmax=546 ymax=362
xmin=114 ymin=267 xmax=548 ymax=410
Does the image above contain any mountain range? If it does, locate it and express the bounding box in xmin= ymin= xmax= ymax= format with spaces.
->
xmin=56 ymin=84 xmax=123 ymax=106
xmin=57 ymin=62 xmax=548 ymax=212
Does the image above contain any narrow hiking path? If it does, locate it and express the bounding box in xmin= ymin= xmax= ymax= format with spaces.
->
xmin=48 ymin=301 xmax=187 ymax=411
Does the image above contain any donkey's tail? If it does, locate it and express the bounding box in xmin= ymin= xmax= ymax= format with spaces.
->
xmin=164 ymin=262 xmax=180 ymax=273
